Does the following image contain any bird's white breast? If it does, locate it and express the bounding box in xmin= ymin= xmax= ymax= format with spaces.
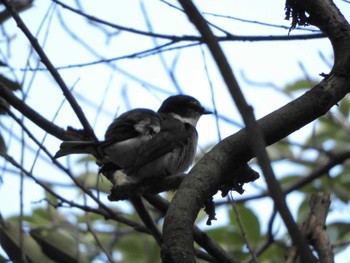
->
xmin=170 ymin=113 xmax=199 ymax=127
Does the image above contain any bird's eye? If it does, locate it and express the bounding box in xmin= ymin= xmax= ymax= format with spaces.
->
xmin=189 ymin=101 xmax=204 ymax=113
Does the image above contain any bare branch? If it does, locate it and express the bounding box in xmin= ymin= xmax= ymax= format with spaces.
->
xmin=162 ymin=0 xmax=320 ymax=262
xmin=52 ymin=0 xmax=325 ymax=42
xmin=1 ymin=0 xmax=96 ymax=140
xmin=287 ymin=192 xmax=334 ymax=262
xmin=228 ymin=194 xmax=258 ymax=262
xmin=162 ymin=0 xmax=350 ymax=262
xmin=129 ymin=195 xmax=162 ymax=245
xmin=144 ymin=194 xmax=237 ymax=263
xmin=0 ymin=85 xmax=75 ymax=141
xmin=1 ymin=153 xmax=150 ymax=233
xmin=0 ymin=0 xmax=33 ymax=24
xmin=303 ymin=192 xmax=334 ymax=262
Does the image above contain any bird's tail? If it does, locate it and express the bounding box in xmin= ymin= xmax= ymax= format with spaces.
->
xmin=54 ymin=141 xmax=100 ymax=159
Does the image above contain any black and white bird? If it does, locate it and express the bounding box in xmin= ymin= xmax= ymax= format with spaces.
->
xmin=54 ymin=95 xmax=211 ymax=184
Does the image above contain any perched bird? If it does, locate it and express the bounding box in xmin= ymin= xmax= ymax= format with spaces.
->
xmin=54 ymin=95 xmax=211 ymax=184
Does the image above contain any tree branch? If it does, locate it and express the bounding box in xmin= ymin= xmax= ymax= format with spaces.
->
xmin=1 ymin=153 xmax=150 ymax=234
xmin=0 ymin=0 xmax=33 ymax=24
xmin=1 ymin=0 xmax=96 ymax=140
xmin=144 ymin=194 xmax=237 ymax=263
xmin=232 ymin=149 xmax=350 ymax=204
xmin=162 ymin=0 xmax=350 ymax=262
xmin=129 ymin=195 xmax=162 ymax=245
xmin=287 ymin=192 xmax=334 ymax=262
xmin=174 ymin=0 xmax=313 ymax=259
xmin=0 ymin=85 xmax=79 ymax=141
xmin=53 ymin=0 xmax=324 ymax=43
xmin=304 ymin=192 xmax=334 ymax=262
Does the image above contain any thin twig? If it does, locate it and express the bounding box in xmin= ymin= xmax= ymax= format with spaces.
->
xmin=228 ymin=193 xmax=258 ymax=263
xmin=1 ymin=153 xmax=150 ymax=234
xmin=52 ymin=0 xmax=194 ymax=41
xmin=130 ymin=195 xmax=162 ymax=245
xmin=139 ymin=1 xmax=183 ymax=94
xmin=54 ymin=7 xmax=172 ymax=95
xmin=200 ymin=46 xmax=221 ymax=141
xmin=84 ymin=197 xmax=116 ymax=263
xmin=202 ymin=12 xmax=320 ymax=32
xmin=52 ymin=0 xmax=325 ymax=42
xmin=220 ymin=149 xmax=350 ymax=205
xmin=245 ymin=208 xmax=277 ymax=263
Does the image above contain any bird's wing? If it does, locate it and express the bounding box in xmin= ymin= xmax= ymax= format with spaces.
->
xmin=98 ymin=108 xmax=162 ymax=170
xmin=103 ymin=108 xmax=161 ymax=145
xmin=54 ymin=109 xmax=161 ymax=161
xmin=127 ymin=114 xmax=196 ymax=174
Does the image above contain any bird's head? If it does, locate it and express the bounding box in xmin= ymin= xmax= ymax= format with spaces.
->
xmin=158 ymin=95 xmax=212 ymax=127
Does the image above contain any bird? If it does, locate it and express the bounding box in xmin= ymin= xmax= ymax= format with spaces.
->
xmin=54 ymin=95 xmax=211 ymax=185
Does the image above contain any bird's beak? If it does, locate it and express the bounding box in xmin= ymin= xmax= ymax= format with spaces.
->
xmin=203 ymin=109 xmax=213 ymax=115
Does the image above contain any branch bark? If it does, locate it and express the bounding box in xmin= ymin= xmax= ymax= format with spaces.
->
xmin=304 ymin=192 xmax=333 ymax=263
xmin=162 ymin=0 xmax=350 ymax=262
xmin=287 ymin=192 xmax=333 ymax=263
xmin=144 ymin=195 xmax=237 ymax=263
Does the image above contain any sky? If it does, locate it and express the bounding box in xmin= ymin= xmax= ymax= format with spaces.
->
xmin=0 ymin=0 xmax=349 ymax=261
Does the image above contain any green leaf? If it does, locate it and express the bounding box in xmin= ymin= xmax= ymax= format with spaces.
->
xmin=284 ymin=79 xmax=318 ymax=93
xmin=259 ymin=242 xmax=288 ymax=263
xmin=267 ymin=139 xmax=294 ymax=161
xmin=117 ymin=233 xmax=160 ymax=263
xmin=327 ymin=222 xmax=350 ymax=253
xmin=338 ymin=97 xmax=350 ymax=118
xmin=312 ymin=114 xmax=350 ymax=151
xmin=296 ymin=196 xmax=310 ymax=224
xmin=227 ymin=204 xmax=261 ymax=247
xmin=8 ymin=207 xmax=68 ymax=228
xmin=0 ymin=217 xmax=55 ymax=263
xmin=30 ymin=227 xmax=87 ymax=263
xmin=279 ymin=174 xmax=302 ymax=189
xmin=331 ymin=171 xmax=350 ymax=203
xmin=76 ymin=172 xmax=112 ymax=193
xmin=206 ymin=226 xmax=244 ymax=250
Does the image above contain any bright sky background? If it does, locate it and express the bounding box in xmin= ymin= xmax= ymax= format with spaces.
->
xmin=0 ymin=0 xmax=349 ymax=261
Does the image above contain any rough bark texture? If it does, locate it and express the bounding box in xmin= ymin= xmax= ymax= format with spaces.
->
xmin=286 ymin=192 xmax=334 ymax=263
xmin=304 ymin=193 xmax=334 ymax=263
xmin=162 ymin=0 xmax=350 ymax=262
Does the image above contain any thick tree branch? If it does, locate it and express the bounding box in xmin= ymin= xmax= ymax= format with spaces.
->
xmin=144 ymin=195 xmax=237 ymax=263
xmin=162 ymin=0 xmax=350 ymax=262
xmin=171 ymin=1 xmax=314 ymax=261
xmin=0 ymin=0 xmax=33 ymax=24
